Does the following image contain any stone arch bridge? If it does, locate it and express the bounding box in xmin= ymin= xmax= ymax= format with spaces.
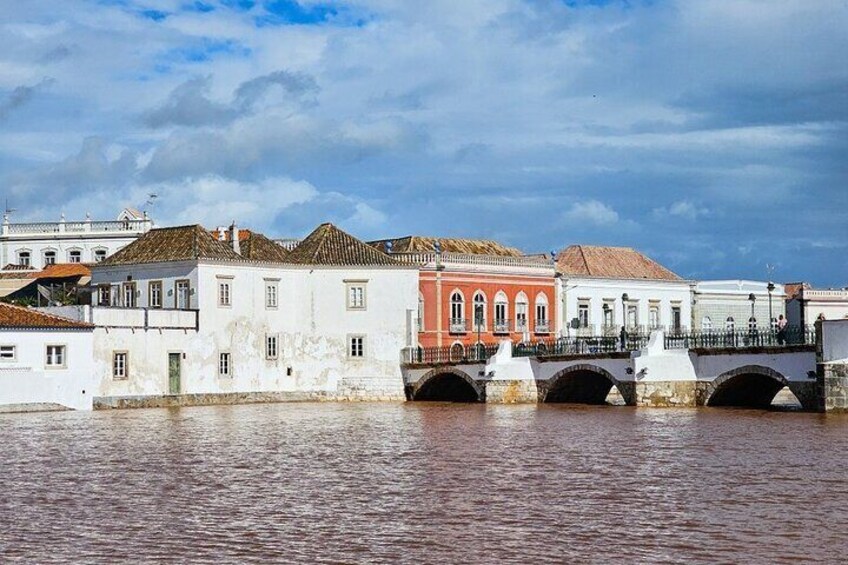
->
xmin=402 ymin=332 xmax=821 ymax=410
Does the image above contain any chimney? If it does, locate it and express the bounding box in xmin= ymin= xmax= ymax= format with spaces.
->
xmin=229 ymin=222 xmax=240 ymax=255
xmin=217 ymin=226 xmax=226 ymax=241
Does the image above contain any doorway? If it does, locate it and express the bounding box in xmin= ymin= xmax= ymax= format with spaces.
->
xmin=168 ymin=353 xmax=181 ymax=395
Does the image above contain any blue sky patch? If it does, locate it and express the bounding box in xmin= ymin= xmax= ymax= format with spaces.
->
xmin=140 ymin=8 xmax=168 ymax=21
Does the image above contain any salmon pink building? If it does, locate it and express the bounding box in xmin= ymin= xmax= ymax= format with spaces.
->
xmin=370 ymin=236 xmax=556 ymax=348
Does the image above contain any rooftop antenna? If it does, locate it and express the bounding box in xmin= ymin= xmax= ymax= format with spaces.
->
xmin=4 ymin=199 xmax=16 ymax=217
xmin=145 ymin=193 xmax=158 ymax=208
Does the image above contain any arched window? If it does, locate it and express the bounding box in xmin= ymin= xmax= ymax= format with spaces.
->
xmin=515 ymin=292 xmax=528 ymax=332
xmin=725 ymin=317 xmax=735 ymax=331
xmin=472 ymin=291 xmax=487 ymax=331
xmin=535 ymin=293 xmax=549 ymax=333
xmin=43 ymin=250 xmax=57 ymax=266
xmin=450 ymin=291 xmax=465 ymax=332
xmin=494 ymin=291 xmax=509 ymax=333
xmin=701 ymin=316 xmax=712 ymax=331
xmin=417 ymin=292 xmax=424 ymax=332
xmin=748 ymin=317 xmax=757 ymax=331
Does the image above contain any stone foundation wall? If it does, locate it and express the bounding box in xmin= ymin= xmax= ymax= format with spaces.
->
xmin=485 ymin=380 xmax=539 ymax=404
xmin=818 ymin=362 xmax=848 ymax=412
xmin=634 ymin=381 xmax=698 ymax=407
xmin=94 ymin=390 xmax=405 ymax=410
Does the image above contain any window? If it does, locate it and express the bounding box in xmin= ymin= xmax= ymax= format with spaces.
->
xmin=535 ymin=294 xmax=549 ymax=332
xmin=219 ymin=352 xmax=231 ymax=377
xmin=349 ymin=336 xmax=365 ymax=358
xmin=771 ymin=317 xmax=778 ymax=331
xmin=494 ymin=291 xmax=508 ymax=332
xmin=46 ymin=345 xmax=66 ymax=368
xmin=218 ymin=279 xmax=231 ymax=307
xmin=17 ymin=251 xmax=30 ymax=267
xmin=418 ymin=292 xmax=425 ymax=332
xmin=43 ymin=250 xmax=56 ymax=266
xmin=671 ymin=306 xmax=682 ymax=331
xmin=98 ymin=285 xmax=111 ymax=306
xmin=702 ymin=316 xmax=713 ymax=331
xmin=726 ymin=317 xmax=735 ymax=331
xmin=649 ymin=304 xmax=660 ymax=328
xmin=148 ymin=281 xmax=162 ymax=309
xmin=68 ymin=249 xmax=82 ymax=263
xmin=266 ymin=335 xmax=278 ymax=360
xmin=0 ymin=345 xmax=16 ymax=361
xmin=516 ymin=292 xmax=528 ymax=331
xmin=94 ymin=249 xmax=107 ymax=262
xmin=113 ymin=352 xmax=128 ymax=380
xmin=577 ymin=301 xmax=590 ymax=328
xmin=347 ymin=282 xmax=366 ymax=310
xmin=265 ymin=281 xmax=278 ymax=309
xmin=472 ymin=291 xmax=486 ymax=330
xmin=122 ymin=282 xmax=136 ymax=308
xmin=603 ymin=302 xmax=614 ymax=328
xmin=450 ymin=291 xmax=465 ymax=331
xmin=626 ymin=304 xmax=638 ymax=328
xmin=176 ymin=280 xmax=190 ymax=309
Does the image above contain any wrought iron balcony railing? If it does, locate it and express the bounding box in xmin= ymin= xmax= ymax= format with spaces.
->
xmin=534 ymin=320 xmax=550 ymax=334
xmin=449 ymin=318 xmax=468 ymax=334
xmin=493 ymin=319 xmax=511 ymax=334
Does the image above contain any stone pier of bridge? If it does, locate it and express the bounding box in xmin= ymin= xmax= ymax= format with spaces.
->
xmin=401 ymin=323 xmax=848 ymax=411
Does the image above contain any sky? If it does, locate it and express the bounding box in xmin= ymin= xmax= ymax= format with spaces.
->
xmin=0 ymin=0 xmax=846 ymax=285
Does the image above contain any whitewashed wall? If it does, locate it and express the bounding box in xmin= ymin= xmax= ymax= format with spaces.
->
xmin=92 ymin=260 xmax=419 ymax=400
xmin=557 ymin=277 xmax=692 ymax=336
xmin=0 ymin=329 xmax=95 ymax=410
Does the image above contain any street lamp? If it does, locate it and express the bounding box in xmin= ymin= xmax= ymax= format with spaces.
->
xmin=603 ymin=303 xmax=610 ymax=332
xmin=748 ymin=293 xmax=756 ymax=330
xmin=475 ymin=304 xmax=484 ymax=359
xmin=621 ymin=293 xmax=629 ymax=329
xmin=767 ymin=282 xmax=775 ymax=328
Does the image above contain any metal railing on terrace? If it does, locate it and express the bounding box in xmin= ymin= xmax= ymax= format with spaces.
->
xmin=663 ymin=326 xmax=815 ymax=349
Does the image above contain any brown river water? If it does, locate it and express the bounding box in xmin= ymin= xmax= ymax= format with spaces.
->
xmin=2 ymin=403 xmax=848 ymax=564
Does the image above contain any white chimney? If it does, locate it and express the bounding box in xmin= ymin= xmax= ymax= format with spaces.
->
xmin=217 ymin=226 xmax=226 ymax=241
xmin=229 ymin=222 xmax=240 ymax=255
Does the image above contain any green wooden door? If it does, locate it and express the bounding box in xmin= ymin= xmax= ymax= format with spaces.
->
xmin=168 ymin=353 xmax=181 ymax=395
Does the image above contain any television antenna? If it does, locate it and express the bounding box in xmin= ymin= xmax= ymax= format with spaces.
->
xmin=4 ymin=199 xmax=16 ymax=217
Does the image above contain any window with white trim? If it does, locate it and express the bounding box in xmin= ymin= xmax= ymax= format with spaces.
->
xmin=218 ymin=280 xmax=231 ymax=307
xmin=17 ymin=251 xmax=30 ymax=267
xmin=349 ymin=336 xmax=365 ymax=358
xmin=122 ymin=282 xmax=136 ymax=308
xmin=265 ymin=281 xmax=278 ymax=309
xmin=347 ymin=283 xmax=366 ymax=310
xmin=98 ymin=285 xmax=111 ymax=306
xmin=46 ymin=345 xmax=66 ymax=368
xmin=43 ymin=250 xmax=57 ymax=266
xmin=94 ymin=249 xmax=107 ymax=262
xmin=68 ymin=249 xmax=82 ymax=263
xmin=266 ymin=334 xmax=278 ymax=360
xmin=219 ymin=352 xmax=231 ymax=377
xmin=113 ymin=352 xmax=128 ymax=380
xmin=148 ymin=281 xmax=162 ymax=309
xmin=577 ymin=301 xmax=590 ymax=328
xmin=0 ymin=345 xmax=16 ymax=361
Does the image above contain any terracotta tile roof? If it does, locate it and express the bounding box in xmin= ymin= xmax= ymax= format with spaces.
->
xmin=37 ymin=263 xmax=92 ymax=279
xmin=369 ymin=235 xmax=523 ymax=257
xmin=557 ymin=245 xmax=682 ymax=281
xmin=287 ymin=223 xmax=402 ymax=267
xmin=239 ymin=231 xmax=291 ymax=262
xmin=98 ymin=225 xmax=243 ymax=266
xmin=0 ymin=302 xmax=93 ymax=329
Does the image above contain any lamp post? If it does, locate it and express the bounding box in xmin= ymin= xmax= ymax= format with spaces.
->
xmin=748 ymin=293 xmax=756 ymax=331
xmin=767 ymin=282 xmax=775 ymax=329
xmin=621 ymin=293 xmax=629 ymax=329
xmin=603 ymin=303 xmax=610 ymax=334
xmin=475 ymin=304 xmax=483 ymax=359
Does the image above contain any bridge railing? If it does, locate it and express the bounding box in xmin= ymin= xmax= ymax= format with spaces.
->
xmin=663 ymin=326 xmax=815 ymax=350
xmin=514 ymin=334 xmax=649 ymax=358
xmin=402 ymin=343 xmax=501 ymax=365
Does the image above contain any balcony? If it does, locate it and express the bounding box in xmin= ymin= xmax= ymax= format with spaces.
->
xmin=534 ymin=320 xmax=550 ymax=334
xmin=449 ymin=318 xmax=468 ymax=334
xmin=493 ymin=319 xmax=511 ymax=335
xmin=515 ymin=320 xmax=528 ymax=334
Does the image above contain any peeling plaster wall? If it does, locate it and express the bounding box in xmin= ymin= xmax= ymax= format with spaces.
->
xmin=92 ymin=261 xmax=419 ymax=400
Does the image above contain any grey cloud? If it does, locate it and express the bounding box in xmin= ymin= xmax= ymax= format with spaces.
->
xmin=39 ymin=45 xmax=73 ymax=64
xmin=0 ymin=78 xmax=54 ymax=121
xmin=144 ymin=70 xmax=319 ymax=129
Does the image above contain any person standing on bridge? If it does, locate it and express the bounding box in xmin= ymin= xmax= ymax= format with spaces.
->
xmin=777 ymin=314 xmax=788 ymax=345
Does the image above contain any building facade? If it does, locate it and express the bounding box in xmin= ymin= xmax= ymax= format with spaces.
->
xmin=785 ymin=284 xmax=848 ymax=327
xmin=88 ymin=223 xmax=419 ymax=403
xmin=556 ymin=245 xmax=692 ymax=336
xmin=369 ymin=236 xmax=557 ymax=347
xmin=0 ymin=208 xmax=153 ymax=271
xmin=0 ymin=303 xmax=95 ymax=411
xmin=692 ymin=280 xmax=787 ymax=331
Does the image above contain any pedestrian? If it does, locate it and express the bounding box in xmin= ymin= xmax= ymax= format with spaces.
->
xmin=619 ymin=325 xmax=627 ymax=351
xmin=776 ymin=314 xmax=787 ymax=344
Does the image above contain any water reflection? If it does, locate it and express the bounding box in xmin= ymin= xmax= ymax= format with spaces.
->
xmin=1 ymin=404 xmax=847 ymax=563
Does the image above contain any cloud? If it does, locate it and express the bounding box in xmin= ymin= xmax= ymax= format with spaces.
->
xmin=0 ymin=78 xmax=54 ymax=121
xmin=565 ymin=200 xmax=620 ymax=226
xmin=653 ymin=200 xmax=709 ymax=221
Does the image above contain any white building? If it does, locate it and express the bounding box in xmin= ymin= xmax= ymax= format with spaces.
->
xmin=0 ymin=208 xmax=153 ymax=270
xmin=0 ymin=303 xmax=95 ymax=412
xmin=786 ymin=283 xmax=848 ymax=327
xmin=692 ymin=280 xmax=787 ymax=331
xmin=87 ymin=223 xmax=419 ymax=405
xmin=555 ymin=245 xmax=692 ymax=336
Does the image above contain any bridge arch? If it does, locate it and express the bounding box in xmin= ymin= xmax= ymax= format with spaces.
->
xmin=542 ymin=364 xmax=633 ymax=405
xmin=705 ymin=364 xmax=791 ymax=409
xmin=410 ymin=367 xmax=484 ymax=402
